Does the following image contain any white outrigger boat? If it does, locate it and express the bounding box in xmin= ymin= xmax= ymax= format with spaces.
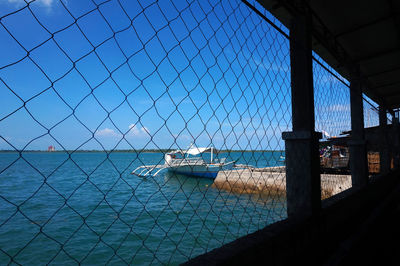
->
xmin=131 ymin=146 xmax=235 ymax=178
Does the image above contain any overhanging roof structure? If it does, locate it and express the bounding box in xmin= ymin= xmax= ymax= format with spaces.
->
xmin=257 ymin=0 xmax=400 ymax=110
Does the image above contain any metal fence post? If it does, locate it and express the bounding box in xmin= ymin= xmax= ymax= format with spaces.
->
xmin=348 ymin=76 xmax=368 ymax=188
xmin=282 ymin=2 xmax=321 ymax=218
xmin=379 ymin=105 xmax=390 ymax=174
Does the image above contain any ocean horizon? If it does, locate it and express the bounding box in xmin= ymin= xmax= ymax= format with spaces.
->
xmin=0 ymin=151 xmax=286 ymax=265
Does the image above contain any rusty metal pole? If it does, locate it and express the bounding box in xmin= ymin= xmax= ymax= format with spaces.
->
xmin=348 ymin=76 xmax=368 ymax=188
xmin=282 ymin=1 xmax=321 ymax=218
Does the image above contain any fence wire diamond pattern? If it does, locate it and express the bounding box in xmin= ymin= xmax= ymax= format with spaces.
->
xmin=0 ymin=0 xmax=291 ymax=264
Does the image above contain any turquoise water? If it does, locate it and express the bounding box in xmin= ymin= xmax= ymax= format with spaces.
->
xmin=0 ymin=151 xmax=286 ymax=265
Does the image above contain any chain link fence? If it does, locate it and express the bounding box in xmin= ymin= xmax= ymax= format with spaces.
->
xmin=314 ymin=56 xmax=351 ymax=140
xmin=313 ymin=55 xmax=352 ymax=198
xmin=362 ymin=96 xmax=395 ymax=175
xmin=1 ymin=0 xmax=381 ymax=263
xmin=362 ymin=96 xmax=380 ymax=174
xmin=363 ymin=96 xmax=380 ymax=129
xmin=0 ymin=0 xmax=293 ymax=264
xmin=313 ymin=54 xmax=389 ymax=190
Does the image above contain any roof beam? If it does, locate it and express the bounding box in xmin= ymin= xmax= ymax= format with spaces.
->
xmin=387 ymin=0 xmax=400 ymax=44
xmin=365 ymin=66 xmax=400 ymax=78
xmin=386 ymin=95 xmax=400 ymax=108
xmin=256 ymin=0 xmax=386 ymax=105
xmin=380 ymin=90 xmax=400 ymax=98
xmin=356 ymin=47 xmax=400 ymax=63
xmin=371 ymin=80 xmax=400 ymax=91
xmin=334 ymin=15 xmax=395 ymax=39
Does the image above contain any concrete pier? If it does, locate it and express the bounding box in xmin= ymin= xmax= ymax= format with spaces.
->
xmin=213 ymin=167 xmax=351 ymax=199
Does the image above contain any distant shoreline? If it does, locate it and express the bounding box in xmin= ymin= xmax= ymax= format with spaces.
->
xmin=0 ymin=149 xmax=284 ymax=153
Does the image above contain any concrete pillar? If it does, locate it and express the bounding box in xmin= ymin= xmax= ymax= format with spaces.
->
xmin=392 ymin=113 xmax=400 ymax=169
xmin=348 ymin=77 xmax=368 ymax=188
xmin=282 ymin=2 xmax=321 ymax=218
xmin=379 ymin=106 xmax=390 ymax=174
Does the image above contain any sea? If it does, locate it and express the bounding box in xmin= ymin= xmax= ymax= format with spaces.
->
xmin=0 ymin=151 xmax=286 ymax=265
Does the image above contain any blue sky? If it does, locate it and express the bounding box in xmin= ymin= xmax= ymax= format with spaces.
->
xmin=0 ymin=0 xmax=355 ymax=151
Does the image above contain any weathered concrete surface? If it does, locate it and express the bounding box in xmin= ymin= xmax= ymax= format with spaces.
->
xmin=213 ymin=167 xmax=351 ymax=199
xmin=185 ymin=172 xmax=400 ymax=266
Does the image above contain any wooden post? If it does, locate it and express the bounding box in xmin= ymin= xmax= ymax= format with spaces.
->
xmin=282 ymin=2 xmax=321 ymax=218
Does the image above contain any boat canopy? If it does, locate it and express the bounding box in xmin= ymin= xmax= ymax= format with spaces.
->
xmin=167 ymin=150 xmax=184 ymax=155
xmin=167 ymin=147 xmax=218 ymax=156
xmin=185 ymin=147 xmax=217 ymax=155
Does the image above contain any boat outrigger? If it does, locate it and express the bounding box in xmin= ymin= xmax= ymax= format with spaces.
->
xmin=131 ymin=146 xmax=235 ymax=178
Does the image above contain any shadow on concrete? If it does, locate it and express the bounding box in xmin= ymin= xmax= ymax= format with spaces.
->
xmin=183 ymin=170 xmax=400 ymax=265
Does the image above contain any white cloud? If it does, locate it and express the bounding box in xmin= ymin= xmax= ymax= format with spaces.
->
xmin=95 ymin=124 xmax=150 ymax=139
xmin=323 ymin=104 xmax=350 ymax=113
xmin=7 ymin=0 xmax=54 ymax=8
xmin=39 ymin=0 xmax=53 ymax=6
xmin=251 ymin=57 xmax=289 ymax=73
xmin=172 ymin=133 xmax=191 ymax=141
xmin=141 ymin=126 xmax=150 ymax=134
xmin=95 ymin=128 xmax=121 ymax=137
xmin=128 ymin=124 xmax=150 ymax=136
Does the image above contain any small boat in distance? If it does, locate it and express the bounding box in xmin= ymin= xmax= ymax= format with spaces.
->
xmin=131 ymin=146 xmax=235 ymax=178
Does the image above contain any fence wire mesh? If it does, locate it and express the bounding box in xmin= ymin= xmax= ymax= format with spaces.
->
xmin=362 ymin=96 xmax=387 ymax=175
xmin=0 ymin=0 xmax=291 ymax=264
xmin=363 ymin=96 xmax=380 ymax=129
xmin=313 ymin=56 xmax=352 ymax=198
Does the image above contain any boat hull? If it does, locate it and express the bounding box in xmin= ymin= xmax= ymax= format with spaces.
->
xmin=168 ymin=162 xmax=234 ymax=179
